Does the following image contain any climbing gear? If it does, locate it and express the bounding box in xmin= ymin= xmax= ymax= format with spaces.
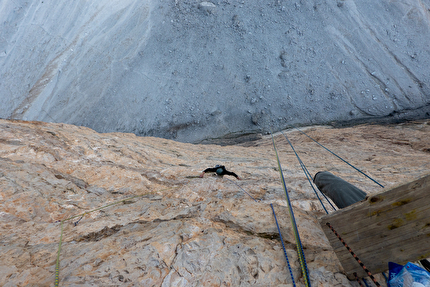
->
xmin=271 ymin=131 xmax=311 ymax=287
xmin=214 ymin=165 xmax=223 ymax=175
xmin=74 ymin=212 xmax=86 ymax=226
xmin=326 ymin=222 xmax=381 ymax=286
xmin=354 ymin=272 xmax=364 ymax=287
xmin=279 ymin=130 xmax=336 ymax=213
xmin=220 ymin=157 xmax=304 ymax=285
xmin=313 ymin=171 xmax=367 ymax=209
xmin=54 ymin=221 xmax=64 ymax=287
xmin=224 ymin=177 xmax=258 ymax=202
xmin=54 ymin=194 xmax=144 ymax=286
xmin=271 ymin=203 xmax=296 ymax=287
xmin=292 ymin=125 xmax=384 ymax=188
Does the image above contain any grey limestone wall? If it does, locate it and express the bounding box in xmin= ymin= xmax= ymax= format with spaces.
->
xmin=1 ymin=0 xmax=429 ymax=142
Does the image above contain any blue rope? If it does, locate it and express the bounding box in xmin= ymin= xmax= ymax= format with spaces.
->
xmin=299 ymin=159 xmax=337 ymax=212
xmin=279 ymin=130 xmax=336 ymax=213
xmin=270 ymin=203 xmax=296 ymax=287
xmin=225 ymin=178 xmax=304 ymax=287
xmin=225 ymin=172 xmax=304 ymax=286
xmin=270 ymin=131 xmax=311 ymax=287
xmin=74 ymin=213 xmax=86 ymax=226
xmin=292 ymin=125 xmax=384 ymax=188
xmin=225 ymin=175 xmax=301 ymax=286
xmin=362 ymin=278 xmax=370 ymax=287
xmin=382 ymin=272 xmax=388 ymax=284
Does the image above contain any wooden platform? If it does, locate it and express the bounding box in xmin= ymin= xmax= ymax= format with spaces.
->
xmin=319 ymin=173 xmax=430 ymax=279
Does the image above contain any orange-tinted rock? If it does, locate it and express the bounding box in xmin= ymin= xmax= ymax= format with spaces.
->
xmin=1 ymin=119 xmax=429 ymax=286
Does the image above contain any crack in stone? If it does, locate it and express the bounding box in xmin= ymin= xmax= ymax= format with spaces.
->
xmin=212 ymin=215 xmax=283 ymax=242
xmin=75 ymin=224 xmax=122 ymax=242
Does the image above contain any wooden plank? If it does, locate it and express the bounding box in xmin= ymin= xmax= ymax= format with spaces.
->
xmin=319 ymin=173 xmax=430 ymax=279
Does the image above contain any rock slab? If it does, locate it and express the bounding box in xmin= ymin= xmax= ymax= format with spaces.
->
xmin=1 ymin=119 xmax=430 ymax=285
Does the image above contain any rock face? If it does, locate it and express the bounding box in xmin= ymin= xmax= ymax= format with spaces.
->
xmin=1 ymin=119 xmax=429 ymax=286
xmin=1 ymin=0 xmax=430 ymax=142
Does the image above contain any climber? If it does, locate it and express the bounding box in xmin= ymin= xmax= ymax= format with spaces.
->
xmin=313 ymin=171 xmax=367 ymax=209
xmin=199 ymin=165 xmax=241 ymax=180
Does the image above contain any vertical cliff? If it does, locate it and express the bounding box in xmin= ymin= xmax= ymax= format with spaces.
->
xmin=1 ymin=119 xmax=429 ymax=285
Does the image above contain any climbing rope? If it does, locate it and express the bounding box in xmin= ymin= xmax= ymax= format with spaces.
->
xmin=271 ymin=203 xmax=296 ymax=287
xmin=279 ymin=130 xmax=336 ymax=213
xmin=354 ymin=272 xmax=364 ymax=287
xmin=51 ymin=122 xmax=385 ymax=286
xmin=224 ymin=177 xmax=298 ymax=284
xmin=54 ymin=194 xmax=145 ymax=286
xmin=292 ymin=125 xmax=384 ymax=188
xmin=253 ymin=123 xmax=385 ymax=285
xmin=271 ymin=131 xmax=311 ymax=287
xmin=224 ymin=177 xmax=258 ymax=202
xmin=221 ymin=124 xmax=311 ymax=285
xmin=325 ymin=222 xmax=381 ymax=286
xmin=74 ymin=212 xmax=87 ymax=226
xmin=225 ymin=170 xmax=304 ymax=285
xmin=382 ymin=272 xmax=389 ymax=285
xmin=54 ymin=221 xmax=64 ymax=287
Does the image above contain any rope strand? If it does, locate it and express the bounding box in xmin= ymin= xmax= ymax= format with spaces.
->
xmin=271 ymin=131 xmax=311 ymax=287
xmin=292 ymin=125 xmax=384 ymax=188
xmin=279 ymin=130 xmax=336 ymax=213
xmin=54 ymin=221 xmax=64 ymax=287
xmin=326 ymin=222 xmax=381 ymax=286
xmin=271 ymin=203 xmax=296 ymax=287
xmin=224 ymin=177 xmax=258 ymax=202
xmin=53 ymin=194 xmax=146 ymax=286
xmin=225 ymin=174 xmax=302 ymax=286
xmin=354 ymin=272 xmax=364 ymax=287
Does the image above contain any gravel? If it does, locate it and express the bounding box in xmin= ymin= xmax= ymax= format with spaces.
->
xmin=1 ymin=0 xmax=429 ymax=143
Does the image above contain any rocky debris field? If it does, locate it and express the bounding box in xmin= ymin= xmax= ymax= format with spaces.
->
xmin=0 ymin=119 xmax=430 ymax=286
xmin=1 ymin=0 xmax=430 ymax=142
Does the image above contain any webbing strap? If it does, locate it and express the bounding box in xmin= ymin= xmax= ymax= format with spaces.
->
xmin=271 ymin=132 xmax=311 ymax=287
